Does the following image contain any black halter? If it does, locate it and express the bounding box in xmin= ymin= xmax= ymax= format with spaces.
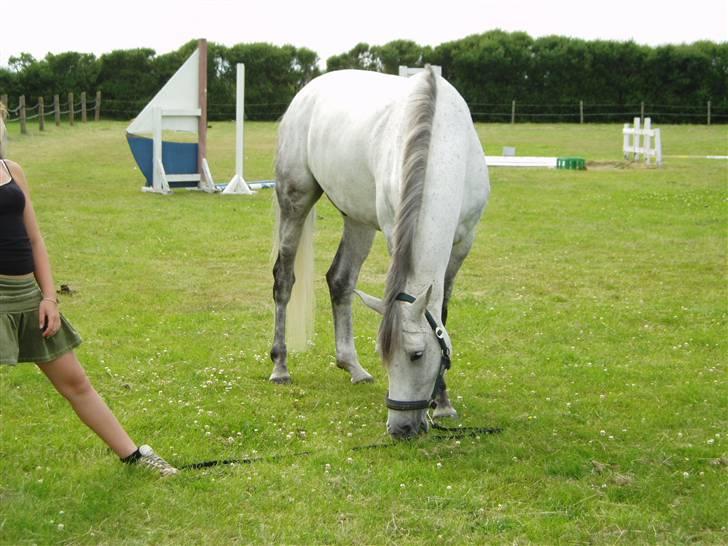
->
xmin=385 ymin=292 xmax=452 ymax=412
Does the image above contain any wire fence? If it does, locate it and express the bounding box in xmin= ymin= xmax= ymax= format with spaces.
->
xmin=468 ymin=101 xmax=724 ymax=124
xmin=108 ymin=100 xmax=726 ymax=124
xmin=99 ymin=99 xmax=291 ymax=121
xmin=2 ymin=94 xmax=725 ymax=125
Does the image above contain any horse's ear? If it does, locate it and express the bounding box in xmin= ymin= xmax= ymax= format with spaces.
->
xmin=354 ymin=289 xmax=385 ymax=315
xmin=410 ymin=285 xmax=433 ymax=317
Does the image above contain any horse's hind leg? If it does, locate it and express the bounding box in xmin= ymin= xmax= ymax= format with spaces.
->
xmin=270 ymin=177 xmax=322 ymax=384
xmin=433 ymin=234 xmax=476 ymax=418
xmin=326 ymin=217 xmax=376 ymax=384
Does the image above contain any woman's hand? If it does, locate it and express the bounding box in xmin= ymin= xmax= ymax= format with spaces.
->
xmin=39 ymin=298 xmax=61 ymax=338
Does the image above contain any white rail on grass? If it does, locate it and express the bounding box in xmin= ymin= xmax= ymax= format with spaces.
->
xmin=484 ymin=156 xmax=557 ymax=168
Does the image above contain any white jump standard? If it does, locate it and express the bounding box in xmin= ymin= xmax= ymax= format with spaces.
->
xmin=623 ymin=117 xmax=663 ymax=166
xmin=223 ymin=63 xmax=254 ymax=195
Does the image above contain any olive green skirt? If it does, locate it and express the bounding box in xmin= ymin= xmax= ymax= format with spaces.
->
xmin=0 ymin=277 xmax=82 ymax=365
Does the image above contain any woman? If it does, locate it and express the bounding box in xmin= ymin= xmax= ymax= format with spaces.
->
xmin=0 ymin=104 xmax=177 ymax=476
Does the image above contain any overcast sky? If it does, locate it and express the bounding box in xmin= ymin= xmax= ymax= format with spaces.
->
xmin=1 ymin=0 xmax=726 ymax=68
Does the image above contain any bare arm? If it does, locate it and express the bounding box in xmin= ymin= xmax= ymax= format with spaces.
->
xmin=6 ymin=160 xmax=61 ymax=336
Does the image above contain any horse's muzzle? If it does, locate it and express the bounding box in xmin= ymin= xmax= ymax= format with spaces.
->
xmin=387 ymin=412 xmax=430 ymax=440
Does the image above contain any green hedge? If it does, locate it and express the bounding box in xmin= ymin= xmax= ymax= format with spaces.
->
xmin=1 ymin=32 xmax=726 ymax=123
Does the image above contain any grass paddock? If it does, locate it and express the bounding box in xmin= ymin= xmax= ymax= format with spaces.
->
xmin=0 ymin=120 xmax=726 ymax=544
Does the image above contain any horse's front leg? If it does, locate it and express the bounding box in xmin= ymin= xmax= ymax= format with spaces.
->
xmin=326 ymin=218 xmax=376 ymax=384
xmin=432 ymin=234 xmax=476 ymax=418
xmin=432 ymin=386 xmax=458 ymax=419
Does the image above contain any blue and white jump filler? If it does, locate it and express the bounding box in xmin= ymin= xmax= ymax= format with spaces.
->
xmin=126 ymin=40 xmax=214 ymax=194
xmin=270 ymin=66 xmax=490 ymax=439
xmin=126 ymin=39 xmax=253 ymax=195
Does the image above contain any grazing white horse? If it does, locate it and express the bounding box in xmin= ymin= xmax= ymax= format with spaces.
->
xmin=271 ymin=66 xmax=490 ymax=439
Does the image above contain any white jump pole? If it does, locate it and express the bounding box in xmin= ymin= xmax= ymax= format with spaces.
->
xmin=224 ymin=63 xmax=253 ymax=194
xmin=235 ymin=63 xmax=244 ymax=182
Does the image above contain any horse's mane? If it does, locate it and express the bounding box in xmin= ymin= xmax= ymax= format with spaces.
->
xmin=379 ymin=65 xmax=438 ymax=360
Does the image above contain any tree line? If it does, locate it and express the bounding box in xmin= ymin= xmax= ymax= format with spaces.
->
xmin=1 ymin=31 xmax=726 ymax=123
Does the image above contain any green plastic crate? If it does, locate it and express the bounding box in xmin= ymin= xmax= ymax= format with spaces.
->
xmin=556 ymin=157 xmax=586 ymax=170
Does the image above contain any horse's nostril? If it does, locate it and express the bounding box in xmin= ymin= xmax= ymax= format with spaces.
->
xmin=388 ymin=420 xmax=427 ymax=440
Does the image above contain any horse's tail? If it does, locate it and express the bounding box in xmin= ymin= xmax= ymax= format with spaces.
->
xmin=272 ymin=194 xmax=315 ymax=352
xmin=380 ymin=64 xmax=438 ymax=358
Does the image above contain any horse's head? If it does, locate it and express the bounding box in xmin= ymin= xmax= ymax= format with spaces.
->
xmin=355 ymin=286 xmax=452 ymax=440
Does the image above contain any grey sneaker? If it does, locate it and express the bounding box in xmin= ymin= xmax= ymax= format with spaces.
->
xmin=136 ymin=445 xmax=179 ymax=476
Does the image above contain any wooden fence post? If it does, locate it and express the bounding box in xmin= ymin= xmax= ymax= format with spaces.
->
xmin=54 ymin=95 xmax=61 ymax=126
xmin=511 ymin=100 xmax=516 ymax=124
xmin=68 ymin=92 xmax=74 ymax=126
xmin=640 ymin=101 xmax=645 ymax=123
xmin=707 ymin=100 xmax=711 ymax=125
xmin=579 ymin=100 xmax=584 ymax=124
xmin=95 ymin=90 xmax=101 ymax=121
xmin=39 ymin=97 xmax=45 ymax=131
xmin=81 ymin=92 xmax=87 ymax=123
xmin=197 ymin=38 xmax=208 ymax=179
xmin=19 ymin=95 xmax=27 ymax=134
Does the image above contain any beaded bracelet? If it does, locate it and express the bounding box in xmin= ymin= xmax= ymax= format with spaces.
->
xmin=42 ymin=297 xmax=58 ymax=304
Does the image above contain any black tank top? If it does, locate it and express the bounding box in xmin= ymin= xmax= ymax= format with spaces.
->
xmin=0 ymin=161 xmax=34 ymax=275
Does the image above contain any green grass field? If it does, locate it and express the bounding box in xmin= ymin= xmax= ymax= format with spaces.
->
xmin=0 ymin=119 xmax=726 ymax=544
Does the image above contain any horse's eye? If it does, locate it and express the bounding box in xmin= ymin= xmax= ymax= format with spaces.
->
xmin=410 ymin=351 xmax=424 ymax=362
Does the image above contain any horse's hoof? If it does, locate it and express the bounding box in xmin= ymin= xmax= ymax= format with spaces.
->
xmin=269 ymin=374 xmax=292 ymax=384
xmin=338 ymin=362 xmax=374 ymax=384
xmin=351 ymin=373 xmax=374 ymax=384
xmin=432 ymin=406 xmax=458 ymax=419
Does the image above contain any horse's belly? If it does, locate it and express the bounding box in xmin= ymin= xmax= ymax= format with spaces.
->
xmin=308 ymin=131 xmax=380 ymax=227
xmin=315 ymin=166 xmax=379 ymax=226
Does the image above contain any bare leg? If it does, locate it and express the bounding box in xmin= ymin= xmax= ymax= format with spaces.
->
xmin=326 ymin=217 xmax=376 ymax=383
xmin=37 ymin=351 xmax=137 ymax=458
xmin=270 ymin=181 xmax=322 ymax=383
xmin=432 ymin=235 xmax=476 ymax=419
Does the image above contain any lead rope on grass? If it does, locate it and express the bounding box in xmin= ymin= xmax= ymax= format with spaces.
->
xmin=179 ymin=422 xmax=502 ymax=470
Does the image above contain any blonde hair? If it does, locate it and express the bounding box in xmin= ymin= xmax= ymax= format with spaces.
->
xmin=0 ymin=102 xmax=7 ymax=159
